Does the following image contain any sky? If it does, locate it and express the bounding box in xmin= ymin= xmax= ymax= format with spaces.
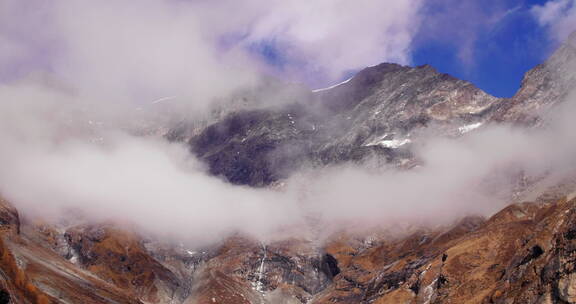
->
xmin=249 ymin=0 xmax=575 ymax=98
xmin=411 ymin=0 xmax=562 ymax=98
xmin=1 ymin=0 xmax=574 ymax=100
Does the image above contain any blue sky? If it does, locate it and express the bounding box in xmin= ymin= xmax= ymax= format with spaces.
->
xmin=249 ymin=0 xmax=573 ymax=98
xmin=411 ymin=0 xmax=556 ymax=98
xmin=1 ymin=0 xmax=573 ymax=101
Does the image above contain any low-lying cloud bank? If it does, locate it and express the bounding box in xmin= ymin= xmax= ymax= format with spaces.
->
xmin=298 ymin=97 xmax=576 ymax=228
xmin=1 ymin=78 xmax=576 ymax=243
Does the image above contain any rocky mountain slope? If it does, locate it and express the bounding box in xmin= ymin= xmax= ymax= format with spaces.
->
xmin=0 ymin=35 xmax=575 ymax=304
xmin=3 ymin=190 xmax=576 ymax=303
xmin=188 ymin=33 xmax=576 ymax=187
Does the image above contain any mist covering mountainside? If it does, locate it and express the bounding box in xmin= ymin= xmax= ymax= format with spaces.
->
xmin=0 ymin=27 xmax=575 ymax=304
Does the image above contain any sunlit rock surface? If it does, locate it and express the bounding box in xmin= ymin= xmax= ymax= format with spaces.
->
xmin=188 ymin=38 xmax=576 ymax=187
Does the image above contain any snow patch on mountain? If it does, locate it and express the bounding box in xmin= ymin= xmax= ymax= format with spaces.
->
xmin=151 ymin=96 xmax=177 ymax=104
xmin=312 ymin=77 xmax=353 ymax=93
xmin=458 ymin=122 xmax=483 ymax=134
xmin=365 ymin=134 xmax=411 ymax=148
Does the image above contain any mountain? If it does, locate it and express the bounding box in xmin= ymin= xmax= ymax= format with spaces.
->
xmin=188 ymin=35 xmax=576 ymax=188
xmin=0 ymin=36 xmax=575 ymax=304
xmin=189 ymin=63 xmax=500 ymax=186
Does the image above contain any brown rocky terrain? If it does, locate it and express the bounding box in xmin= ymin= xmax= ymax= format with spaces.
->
xmin=0 ymin=198 xmax=141 ymax=304
xmin=3 ymin=191 xmax=576 ymax=303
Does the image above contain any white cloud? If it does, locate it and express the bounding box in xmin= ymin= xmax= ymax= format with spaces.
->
xmin=0 ymin=81 xmax=303 ymax=244
xmin=532 ymin=0 xmax=576 ymax=43
xmin=236 ymin=0 xmax=423 ymax=80
xmin=0 ymin=0 xmax=425 ymax=99
xmin=0 ymin=0 xmax=429 ymax=243
xmin=2 ymin=75 xmax=576 ymax=244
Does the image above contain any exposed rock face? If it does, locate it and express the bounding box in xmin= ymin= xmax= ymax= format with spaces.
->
xmin=299 ymin=199 xmax=576 ymax=304
xmin=190 ymin=63 xmax=502 ymax=186
xmin=63 ymin=225 xmax=186 ymax=303
xmin=5 ymin=197 xmax=576 ymax=303
xmin=189 ymin=39 xmax=576 ymax=187
xmin=492 ymin=35 xmax=576 ymax=124
xmin=0 ymin=198 xmax=19 ymax=234
xmin=0 ymin=199 xmax=142 ymax=304
xmin=183 ymin=236 xmax=333 ymax=304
